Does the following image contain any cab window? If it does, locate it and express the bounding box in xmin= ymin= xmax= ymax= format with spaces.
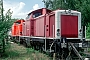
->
xmin=26 ymin=15 xmax=30 ymax=19
xmin=16 ymin=22 xmax=20 ymax=25
xmin=33 ymin=12 xmax=42 ymax=18
xmin=26 ymin=13 xmax=31 ymax=19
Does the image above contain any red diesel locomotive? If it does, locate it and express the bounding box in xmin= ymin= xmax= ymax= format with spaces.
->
xmin=11 ymin=8 xmax=85 ymax=59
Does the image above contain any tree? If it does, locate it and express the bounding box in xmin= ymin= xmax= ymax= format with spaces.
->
xmin=43 ymin=0 xmax=90 ymax=26
xmin=0 ymin=0 xmax=15 ymax=54
xmin=5 ymin=9 xmax=13 ymax=21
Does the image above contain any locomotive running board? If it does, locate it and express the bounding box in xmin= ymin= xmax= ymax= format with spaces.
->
xmin=69 ymin=43 xmax=84 ymax=60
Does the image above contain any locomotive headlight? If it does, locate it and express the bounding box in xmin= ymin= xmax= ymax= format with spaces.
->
xmin=57 ymin=33 xmax=60 ymax=36
xmin=79 ymin=29 xmax=82 ymax=32
xmin=79 ymin=29 xmax=82 ymax=36
xmin=68 ymin=9 xmax=71 ymax=13
xmin=57 ymin=29 xmax=60 ymax=36
xmin=57 ymin=29 xmax=60 ymax=32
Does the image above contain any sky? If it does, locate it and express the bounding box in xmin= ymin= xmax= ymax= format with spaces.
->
xmin=3 ymin=0 xmax=44 ymax=19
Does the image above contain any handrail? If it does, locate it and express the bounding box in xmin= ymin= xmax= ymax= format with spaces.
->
xmin=69 ymin=43 xmax=83 ymax=60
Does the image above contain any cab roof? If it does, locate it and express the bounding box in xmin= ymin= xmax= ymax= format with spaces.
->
xmin=14 ymin=19 xmax=25 ymax=23
xmin=28 ymin=8 xmax=52 ymax=15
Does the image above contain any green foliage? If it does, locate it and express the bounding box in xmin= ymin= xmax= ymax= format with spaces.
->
xmin=86 ymin=23 xmax=90 ymax=38
xmin=0 ymin=19 xmax=15 ymax=53
xmin=43 ymin=0 xmax=90 ymax=26
xmin=0 ymin=8 xmax=15 ymax=54
xmin=0 ymin=43 xmax=51 ymax=60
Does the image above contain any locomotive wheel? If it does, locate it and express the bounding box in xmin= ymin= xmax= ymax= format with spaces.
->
xmin=25 ymin=42 xmax=31 ymax=48
xmin=39 ymin=44 xmax=43 ymax=52
xmin=26 ymin=43 xmax=31 ymax=48
xmin=20 ymin=40 xmax=23 ymax=44
xmin=39 ymin=43 xmax=43 ymax=52
xmin=23 ymin=42 xmax=27 ymax=47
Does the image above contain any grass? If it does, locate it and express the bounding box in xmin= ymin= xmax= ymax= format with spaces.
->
xmin=0 ymin=42 xmax=51 ymax=60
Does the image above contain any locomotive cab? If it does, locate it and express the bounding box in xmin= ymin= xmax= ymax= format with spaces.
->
xmin=26 ymin=8 xmax=52 ymax=19
xmin=24 ymin=8 xmax=52 ymax=37
xmin=11 ymin=23 xmax=17 ymax=36
xmin=12 ymin=20 xmax=25 ymax=36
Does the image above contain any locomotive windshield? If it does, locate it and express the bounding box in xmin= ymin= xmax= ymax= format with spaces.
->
xmin=26 ymin=13 xmax=31 ymax=19
xmin=15 ymin=22 xmax=21 ymax=25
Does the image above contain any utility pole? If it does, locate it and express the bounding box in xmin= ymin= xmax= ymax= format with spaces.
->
xmin=0 ymin=0 xmax=5 ymax=53
xmin=1 ymin=0 xmax=3 ymax=21
xmin=0 ymin=0 xmax=3 ymax=21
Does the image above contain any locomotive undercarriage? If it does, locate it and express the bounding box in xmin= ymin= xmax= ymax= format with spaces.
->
xmin=11 ymin=36 xmax=85 ymax=60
